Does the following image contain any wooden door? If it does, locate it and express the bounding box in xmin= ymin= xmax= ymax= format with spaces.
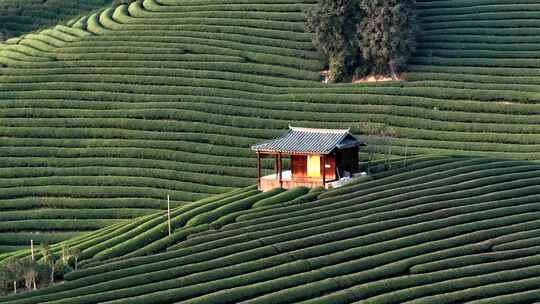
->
xmin=321 ymin=154 xmax=336 ymax=181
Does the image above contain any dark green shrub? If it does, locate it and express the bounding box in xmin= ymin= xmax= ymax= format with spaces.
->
xmin=359 ymin=0 xmax=419 ymax=75
xmin=305 ymin=0 xmax=360 ymax=82
xmin=253 ymin=187 xmax=309 ymax=208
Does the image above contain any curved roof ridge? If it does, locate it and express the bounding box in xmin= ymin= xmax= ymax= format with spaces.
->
xmin=252 ymin=126 xmax=362 ymax=154
xmin=288 ymin=126 xmax=351 ymax=134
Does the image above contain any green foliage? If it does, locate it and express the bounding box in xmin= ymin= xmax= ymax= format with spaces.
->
xmin=112 ymin=0 xmax=136 ymax=6
xmin=358 ymin=0 xmax=419 ymax=75
xmin=304 ymin=0 xmax=360 ymax=58
xmin=0 ymin=4 xmax=540 ymax=303
xmin=328 ymin=53 xmax=348 ymax=83
xmin=305 ymin=0 xmax=418 ymax=78
xmin=0 ymin=158 xmax=539 ymax=303
xmin=0 ymin=0 xmax=113 ymax=38
xmin=186 ymin=188 xmax=284 ymax=227
xmin=253 ymin=187 xmax=310 ymax=208
xmin=0 ymin=264 xmax=11 ymax=295
xmin=87 ymin=187 xmax=258 ymax=262
xmin=305 ymin=0 xmax=360 ymax=82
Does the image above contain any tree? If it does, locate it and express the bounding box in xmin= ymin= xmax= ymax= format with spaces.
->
xmin=305 ymin=0 xmax=361 ymax=82
xmin=0 ymin=265 xmax=10 ymax=295
xmin=19 ymin=259 xmax=38 ymax=290
xmin=42 ymin=243 xmax=55 ymax=283
xmin=62 ymin=245 xmax=80 ymax=271
xmin=71 ymin=248 xmax=81 ymax=271
xmin=358 ymin=0 xmax=419 ymax=77
xmin=5 ymin=260 xmax=22 ymax=294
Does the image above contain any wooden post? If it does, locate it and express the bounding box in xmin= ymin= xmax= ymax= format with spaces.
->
xmin=167 ymin=195 xmax=171 ymax=237
xmin=30 ymin=239 xmax=34 ymax=261
xmin=274 ymin=154 xmax=279 ymax=178
xmin=278 ymin=153 xmax=283 ymax=188
xmin=322 ymin=155 xmax=326 ymax=188
xmin=13 ymin=281 xmax=16 ymax=294
xmin=256 ymin=152 xmax=261 ymax=190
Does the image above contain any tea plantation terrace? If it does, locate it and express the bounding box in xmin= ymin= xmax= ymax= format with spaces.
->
xmin=0 ymin=0 xmax=114 ymax=38
xmin=1 ymin=0 xmax=540 ymax=250
xmin=1 ymin=156 xmax=540 ymax=303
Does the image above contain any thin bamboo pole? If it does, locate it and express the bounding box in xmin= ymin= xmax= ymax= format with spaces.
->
xmin=167 ymin=195 xmax=171 ymax=237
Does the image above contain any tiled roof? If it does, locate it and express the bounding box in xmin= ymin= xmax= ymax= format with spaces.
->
xmin=251 ymin=127 xmax=363 ymax=154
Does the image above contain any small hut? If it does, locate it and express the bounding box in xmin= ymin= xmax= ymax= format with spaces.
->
xmin=252 ymin=127 xmax=365 ymax=191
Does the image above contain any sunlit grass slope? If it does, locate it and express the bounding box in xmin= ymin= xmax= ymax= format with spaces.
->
xmin=1 ymin=0 xmax=540 ymax=249
xmin=1 ymin=156 xmax=540 ymax=303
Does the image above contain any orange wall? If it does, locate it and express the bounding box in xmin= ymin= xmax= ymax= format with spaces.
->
xmin=291 ymin=154 xmax=336 ymax=181
xmin=291 ymin=155 xmax=307 ymax=178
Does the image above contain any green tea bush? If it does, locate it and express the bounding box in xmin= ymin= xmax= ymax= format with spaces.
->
xmin=0 ymin=209 xmax=154 ymax=221
xmin=186 ymin=189 xmax=283 ymax=226
xmin=89 ymin=188 xmax=258 ymax=260
xmin=0 ymin=219 xmax=120 ymax=232
xmin=493 ymin=237 xmax=540 ymax=251
xmin=253 ymin=187 xmax=309 ymax=208
xmin=410 ymin=245 xmax=540 ymax=274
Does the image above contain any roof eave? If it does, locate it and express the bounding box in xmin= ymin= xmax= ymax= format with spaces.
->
xmin=336 ymin=140 xmax=367 ymax=149
xmin=252 ymin=149 xmax=331 ymax=155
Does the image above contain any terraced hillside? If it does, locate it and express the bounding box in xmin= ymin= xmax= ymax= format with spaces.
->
xmin=2 ymin=0 xmax=540 ymax=250
xmin=1 ymin=156 xmax=540 ymax=303
xmin=0 ymin=0 xmax=114 ymax=39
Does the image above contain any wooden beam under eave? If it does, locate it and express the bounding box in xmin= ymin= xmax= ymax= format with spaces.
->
xmin=274 ymin=154 xmax=279 ymax=177
xmin=256 ymin=152 xmax=261 ymax=190
xmin=322 ymin=154 xmax=326 ymax=188
xmin=278 ymin=152 xmax=283 ymax=189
